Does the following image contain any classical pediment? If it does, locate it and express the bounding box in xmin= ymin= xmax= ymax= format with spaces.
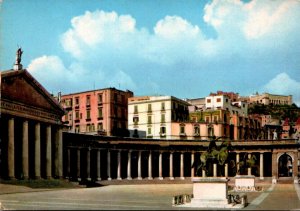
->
xmin=1 ymin=69 xmax=64 ymax=124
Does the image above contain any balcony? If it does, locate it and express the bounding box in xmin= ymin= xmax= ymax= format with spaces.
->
xmin=179 ymin=133 xmax=186 ymax=137
xmin=194 ymin=133 xmax=200 ymax=137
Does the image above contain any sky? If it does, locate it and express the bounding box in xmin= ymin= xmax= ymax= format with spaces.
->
xmin=1 ymin=0 xmax=300 ymax=105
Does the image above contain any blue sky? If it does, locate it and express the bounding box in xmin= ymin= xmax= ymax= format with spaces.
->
xmin=1 ymin=0 xmax=300 ymax=105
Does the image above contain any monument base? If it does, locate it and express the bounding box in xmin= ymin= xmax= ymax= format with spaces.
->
xmin=174 ymin=177 xmax=246 ymax=209
xmin=234 ymin=175 xmax=258 ymax=192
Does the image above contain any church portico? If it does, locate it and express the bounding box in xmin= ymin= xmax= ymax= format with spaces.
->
xmin=0 ymin=68 xmax=64 ymax=180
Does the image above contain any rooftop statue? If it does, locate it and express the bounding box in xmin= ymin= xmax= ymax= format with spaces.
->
xmin=15 ymin=47 xmax=23 ymax=65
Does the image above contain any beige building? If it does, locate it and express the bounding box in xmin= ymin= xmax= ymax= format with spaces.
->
xmin=128 ymin=96 xmax=190 ymax=139
xmin=249 ymin=92 xmax=292 ymax=105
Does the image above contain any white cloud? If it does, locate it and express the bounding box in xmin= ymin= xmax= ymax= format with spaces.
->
xmin=263 ymin=72 xmax=300 ymax=106
xmin=27 ymin=2 xmax=300 ymax=100
xmin=154 ymin=16 xmax=201 ymax=40
xmin=27 ymin=56 xmax=74 ymax=93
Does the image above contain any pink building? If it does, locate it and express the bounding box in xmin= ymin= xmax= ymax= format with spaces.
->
xmin=60 ymin=88 xmax=133 ymax=136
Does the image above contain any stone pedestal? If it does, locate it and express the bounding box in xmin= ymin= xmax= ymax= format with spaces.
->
xmin=177 ymin=177 xmax=245 ymax=208
xmin=234 ymin=175 xmax=255 ymax=191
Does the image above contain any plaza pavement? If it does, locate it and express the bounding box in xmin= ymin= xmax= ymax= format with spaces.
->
xmin=0 ymin=178 xmax=300 ymax=210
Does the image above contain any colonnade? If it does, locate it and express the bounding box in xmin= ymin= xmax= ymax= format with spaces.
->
xmin=66 ymin=148 xmax=267 ymax=181
xmin=1 ymin=116 xmax=63 ymax=179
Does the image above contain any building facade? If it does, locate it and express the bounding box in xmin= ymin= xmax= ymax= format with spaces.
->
xmin=128 ymin=96 xmax=190 ymax=139
xmin=249 ymin=92 xmax=293 ymax=105
xmin=0 ymin=69 xmax=65 ymax=179
xmin=61 ymin=88 xmax=133 ymax=136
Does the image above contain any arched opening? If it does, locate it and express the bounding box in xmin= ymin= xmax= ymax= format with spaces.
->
xmin=278 ymin=153 xmax=293 ymax=177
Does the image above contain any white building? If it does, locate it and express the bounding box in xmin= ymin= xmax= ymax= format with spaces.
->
xmin=205 ymin=95 xmax=248 ymax=116
xmin=128 ymin=96 xmax=190 ymax=139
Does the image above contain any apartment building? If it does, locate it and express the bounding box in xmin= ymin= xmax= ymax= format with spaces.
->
xmin=60 ymin=88 xmax=133 ymax=136
xmin=128 ymin=96 xmax=190 ymax=139
xmin=205 ymin=95 xmax=248 ymax=116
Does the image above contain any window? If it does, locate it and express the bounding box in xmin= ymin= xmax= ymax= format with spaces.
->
xmin=160 ymin=127 xmax=166 ymax=136
xmin=91 ymin=124 xmax=95 ymax=132
xmin=194 ymin=126 xmax=200 ymax=135
xmin=207 ymin=99 xmax=211 ymax=103
xmin=148 ymin=115 xmax=152 ymax=124
xmin=148 ymin=104 xmax=152 ymax=112
xmin=133 ymin=117 xmax=139 ymax=124
xmin=75 ymin=125 xmax=80 ymax=133
xmin=114 ymin=93 xmax=118 ymax=102
xmin=86 ymin=95 xmax=90 ymax=105
xmin=148 ymin=127 xmax=152 ymax=135
xmin=214 ymin=116 xmax=218 ymax=122
xmin=216 ymin=98 xmax=221 ymax=102
xmin=180 ymin=125 xmax=185 ymax=134
xmin=69 ymin=113 xmax=72 ymax=121
xmin=161 ymin=114 xmax=165 ymax=123
xmin=205 ymin=116 xmax=210 ymax=122
xmin=75 ymin=111 xmax=80 ymax=120
xmin=75 ymin=97 xmax=79 ymax=105
xmin=98 ymin=94 xmax=103 ymax=103
xmin=86 ymin=110 xmax=91 ymax=120
xmin=134 ymin=105 xmax=138 ymax=113
xmin=161 ymin=102 xmax=165 ymax=110
xmin=86 ymin=124 xmax=90 ymax=132
xmin=65 ymin=98 xmax=72 ymax=107
xmin=226 ymin=99 xmax=228 ymax=103
xmin=208 ymin=127 xmax=214 ymax=137
xmin=98 ymin=107 xmax=103 ymax=118
xmin=65 ymin=114 xmax=68 ymax=121
xmin=97 ymin=123 xmax=103 ymax=131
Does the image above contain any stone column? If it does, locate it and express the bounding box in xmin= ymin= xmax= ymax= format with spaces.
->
xmin=225 ymin=163 xmax=228 ymax=177
xmin=127 ymin=150 xmax=132 ymax=180
xmin=247 ymin=153 xmax=251 ymax=176
xmin=34 ymin=122 xmax=41 ymax=179
xmin=180 ymin=152 xmax=185 ymax=180
xmin=137 ymin=151 xmax=142 ymax=180
xmin=86 ymin=148 xmax=91 ymax=181
xmin=22 ymin=120 xmax=29 ymax=179
xmin=8 ymin=118 xmax=15 ymax=179
xmin=54 ymin=127 xmax=63 ymax=178
xmin=148 ymin=151 xmax=153 ymax=180
xmin=191 ymin=152 xmax=194 ymax=178
xmin=236 ymin=153 xmax=240 ymax=175
xmin=260 ymin=152 xmax=264 ymax=180
xmin=117 ymin=150 xmax=122 ymax=180
xmin=77 ymin=148 xmax=81 ymax=181
xmin=159 ymin=151 xmax=163 ymax=180
xmin=107 ymin=150 xmax=112 ymax=180
xmin=213 ymin=163 xmax=217 ymax=177
xmin=97 ymin=149 xmax=101 ymax=181
xmin=45 ymin=125 xmax=52 ymax=179
xmin=272 ymin=152 xmax=278 ymax=183
xmin=169 ymin=152 xmax=174 ymax=180
xmin=202 ymin=169 xmax=206 ymax=177
xmin=67 ymin=148 xmax=71 ymax=179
